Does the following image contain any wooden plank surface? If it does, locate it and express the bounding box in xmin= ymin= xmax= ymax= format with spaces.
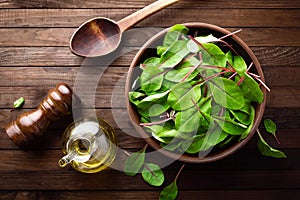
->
xmin=0 ymin=0 xmax=300 ymax=9
xmin=0 ymin=0 xmax=299 ymax=199
xmin=0 ymin=9 xmax=299 ymax=28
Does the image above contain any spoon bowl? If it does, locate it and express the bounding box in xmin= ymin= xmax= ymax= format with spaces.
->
xmin=70 ymin=0 xmax=180 ymax=57
xmin=70 ymin=18 xmax=121 ymax=57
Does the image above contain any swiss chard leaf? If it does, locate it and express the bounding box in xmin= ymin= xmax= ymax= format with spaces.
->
xmin=175 ymin=106 xmax=200 ymax=133
xmin=163 ymin=24 xmax=189 ymax=47
xmin=143 ymin=57 xmax=161 ymax=67
xmin=165 ymin=66 xmax=199 ymax=83
xmin=124 ymin=147 xmax=146 ymax=176
xmin=214 ymin=114 xmax=248 ymax=135
xmin=137 ymin=91 xmax=170 ymax=117
xmin=142 ymin=163 xmax=165 ymax=187
xmin=140 ymin=65 xmax=164 ymax=93
xmin=167 ymin=81 xmax=202 ymax=111
xmin=257 ymin=130 xmax=287 ymax=158
xmin=209 ymin=77 xmax=245 ymax=110
xmin=159 ymin=181 xmax=178 ymax=200
xmin=128 ymin=91 xmax=146 ymax=106
xmin=238 ymin=73 xmax=264 ymax=103
xmin=181 ymin=134 xmax=206 ymax=154
xmin=159 ymin=40 xmax=190 ymax=69
xmin=264 ymin=119 xmax=280 ymax=144
xmin=233 ymin=55 xmax=247 ymax=74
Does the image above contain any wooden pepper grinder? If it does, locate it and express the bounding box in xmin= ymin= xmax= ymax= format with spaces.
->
xmin=5 ymin=83 xmax=75 ymax=150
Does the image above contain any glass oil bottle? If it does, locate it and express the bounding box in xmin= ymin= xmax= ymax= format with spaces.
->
xmin=58 ymin=118 xmax=117 ymax=173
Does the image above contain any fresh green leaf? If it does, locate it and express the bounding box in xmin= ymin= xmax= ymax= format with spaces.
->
xmin=201 ymin=43 xmax=226 ymax=67
xmin=264 ymin=119 xmax=280 ymax=144
xmin=167 ymin=82 xmax=202 ymax=111
xmin=140 ymin=66 xmax=164 ymax=93
xmin=13 ymin=97 xmax=25 ymax=109
xmin=142 ymin=163 xmax=165 ymax=186
xmin=239 ymin=105 xmax=255 ymax=140
xmin=195 ymin=34 xmax=218 ymax=44
xmin=238 ymin=73 xmax=264 ymax=103
xmin=137 ymin=91 xmax=170 ymax=117
xmin=175 ymin=107 xmax=201 ymax=133
xmin=181 ymin=134 xmax=206 ymax=154
xmin=143 ymin=57 xmax=161 ymax=67
xmin=165 ymin=67 xmax=199 ymax=83
xmin=128 ymin=91 xmax=145 ymax=106
xmin=163 ymin=24 xmax=189 ymax=47
xmin=209 ymin=77 xmax=245 ymax=110
xmin=264 ymin=119 xmax=277 ymax=135
xmin=214 ymin=116 xmax=247 ymax=135
xmin=233 ymin=56 xmax=247 ymax=74
xmin=257 ymin=130 xmax=287 ymax=158
xmin=159 ymin=40 xmax=190 ymax=69
xmin=159 ymin=181 xmax=178 ymax=200
xmin=124 ymin=147 xmax=146 ymax=176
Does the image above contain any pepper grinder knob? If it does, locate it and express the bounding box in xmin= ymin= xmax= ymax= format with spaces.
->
xmin=5 ymin=83 xmax=74 ymax=150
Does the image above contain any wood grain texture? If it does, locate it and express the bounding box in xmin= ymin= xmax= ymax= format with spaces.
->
xmin=1 ymin=28 xmax=300 ymax=47
xmin=1 ymin=190 xmax=300 ymax=200
xmin=0 ymin=169 xmax=299 ymax=190
xmin=0 ymin=0 xmax=299 ymax=9
xmin=0 ymin=47 xmax=299 ymax=67
xmin=0 ymin=0 xmax=299 ymax=198
xmin=0 ymin=9 xmax=299 ymax=28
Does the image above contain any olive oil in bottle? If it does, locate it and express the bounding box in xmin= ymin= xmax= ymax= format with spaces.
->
xmin=59 ymin=118 xmax=117 ymax=173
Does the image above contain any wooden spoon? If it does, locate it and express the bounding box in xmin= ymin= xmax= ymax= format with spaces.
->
xmin=70 ymin=0 xmax=180 ymax=57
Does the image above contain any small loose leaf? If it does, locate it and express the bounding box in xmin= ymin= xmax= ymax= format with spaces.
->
xmin=142 ymin=163 xmax=165 ymax=186
xmin=263 ymin=119 xmax=280 ymax=143
xmin=159 ymin=164 xmax=185 ymax=200
xmin=13 ymin=97 xmax=25 ymax=109
xmin=159 ymin=181 xmax=178 ymax=200
xmin=257 ymin=130 xmax=287 ymax=158
xmin=124 ymin=147 xmax=147 ymax=176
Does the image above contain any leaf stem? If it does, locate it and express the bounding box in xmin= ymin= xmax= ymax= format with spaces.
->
xmin=174 ymin=164 xmax=185 ymax=182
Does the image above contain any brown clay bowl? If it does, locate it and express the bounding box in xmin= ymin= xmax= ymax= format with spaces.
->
xmin=125 ymin=22 xmax=266 ymax=163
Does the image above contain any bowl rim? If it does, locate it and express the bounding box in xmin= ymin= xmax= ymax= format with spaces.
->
xmin=125 ymin=22 xmax=266 ymax=163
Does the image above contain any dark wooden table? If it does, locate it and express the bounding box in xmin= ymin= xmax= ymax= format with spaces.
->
xmin=0 ymin=0 xmax=299 ymax=199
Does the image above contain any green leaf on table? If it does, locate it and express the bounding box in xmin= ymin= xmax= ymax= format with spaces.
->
xmin=264 ymin=119 xmax=280 ymax=144
xmin=159 ymin=164 xmax=185 ymax=200
xmin=12 ymin=97 xmax=25 ymax=109
xmin=233 ymin=55 xmax=247 ymax=74
xmin=163 ymin=24 xmax=189 ymax=47
xmin=124 ymin=147 xmax=147 ymax=176
xmin=257 ymin=130 xmax=287 ymax=158
xmin=167 ymin=81 xmax=202 ymax=111
xmin=142 ymin=163 xmax=165 ymax=187
xmin=208 ymin=77 xmax=245 ymax=110
xmin=140 ymin=65 xmax=164 ymax=93
xmin=159 ymin=181 xmax=178 ymax=200
xmin=238 ymin=73 xmax=264 ymax=103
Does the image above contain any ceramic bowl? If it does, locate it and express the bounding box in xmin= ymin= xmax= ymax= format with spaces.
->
xmin=125 ymin=22 xmax=266 ymax=163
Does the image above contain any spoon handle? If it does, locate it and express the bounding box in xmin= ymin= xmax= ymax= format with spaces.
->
xmin=117 ymin=0 xmax=180 ymax=32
